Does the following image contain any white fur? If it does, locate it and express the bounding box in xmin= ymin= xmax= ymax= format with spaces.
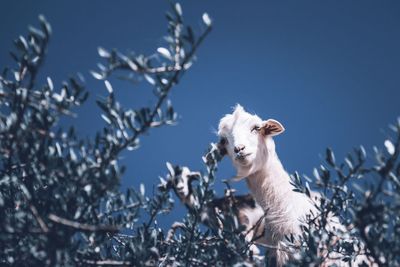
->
xmin=218 ymin=104 xmax=375 ymax=266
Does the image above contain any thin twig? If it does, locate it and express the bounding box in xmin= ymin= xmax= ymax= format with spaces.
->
xmin=48 ymin=213 xmax=119 ymax=232
xmin=77 ymin=259 xmax=132 ymax=266
xmin=247 ymin=211 xmax=267 ymax=241
xmin=29 ymin=204 xmax=49 ymax=233
xmin=115 ymin=63 xmax=182 ymax=74
xmin=165 ymin=221 xmax=186 ymax=242
xmin=97 ymin=202 xmax=140 ymax=219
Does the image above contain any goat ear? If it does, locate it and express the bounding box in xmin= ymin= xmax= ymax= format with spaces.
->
xmin=188 ymin=171 xmax=201 ymax=181
xmin=261 ymin=119 xmax=285 ymax=137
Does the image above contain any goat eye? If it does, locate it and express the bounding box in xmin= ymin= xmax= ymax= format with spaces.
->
xmin=251 ymin=125 xmax=260 ymax=133
xmin=219 ymin=137 xmax=228 ymax=145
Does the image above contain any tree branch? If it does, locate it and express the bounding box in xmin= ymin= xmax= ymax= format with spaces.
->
xmin=29 ymin=204 xmax=49 ymax=233
xmin=48 ymin=213 xmax=119 ymax=233
xmin=77 ymin=259 xmax=133 ymax=266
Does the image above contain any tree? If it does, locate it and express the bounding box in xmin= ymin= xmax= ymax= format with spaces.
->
xmin=0 ymin=3 xmax=399 ymax=267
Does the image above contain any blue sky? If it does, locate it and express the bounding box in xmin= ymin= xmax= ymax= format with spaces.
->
xmin=1 ymin=1 xmax=400 ymax=227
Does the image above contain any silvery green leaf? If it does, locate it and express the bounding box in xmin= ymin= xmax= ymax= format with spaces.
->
xmin=14 ymin=71 xmax=20 ymax=82
xmin=313 ymin=168 xmax=320 ymax=180
xmin=84 ymin=184 xmax=92 ymax=194
xmin=175 ymin=3 xmax=182 ymax=16
xmin=384 ymin=139 xmax=395 ymax=155
xmin=360 ymin=145 xmax=366 ymax=159
xmin=126 ymin=58 xmax=138 ymax=71
xmin=352 ymin=182 xmax=364 ymax=193
xmin=144 ymin=74 xmax=155 ymax=85
xmin=47 ymin=77 xmax=53 ymax=91
xmin=157 ymin=47 xmax=172 ymax=60
xmin=90 ymin=70 xmax=104 ymax=80
xmin=127 ymin=145 xmax=138 ymax=151
xmin=53 ymin=93 xmax=62 ymax=102
xmin=38 ymin=14 xmax=52 ymax=36
xmin=28 ymin=26 xmax=45 ymax=39
xmin=104 ymin=80 xmax=113 ymax=94
xmin=101 ymin=114 xmax=111 ymax=124
xmin=97 ymin=63 xmax=106 ymax=71
xmin=18 ymin=36 xmax=28 ymax=51
xmin=305 ymin=181 xmax=311 ymax=197
xmin=98 ymin=46 xmax=110 ymax=58
xmin=159 ymin=177 xmax=167 ymax=187
xmin=389 ymin=172 xmax=400 ymax=187
xmin=55 ymin=142 xmax=62 ymax=156
xmin=19 ymin=184 xmax=31 ymax=200
xmin=202 ymin=13 xmax=212 ymax=26
xmin=184 ymin=61 xmax=193 ymax=70
xmin=140 ymin=183 xmax=145 ymax=196
xmin=31 ymin=56 xmax=39 ymax=64
xmin=69 ymin=148 xmax=77 ymax=161
xmin=344 ymin=158 xmax=353 ymax=170
xmin=326 ymin=148 xmax=335 ymax=166
xmin=166 ymin=162 xmax=174 ymax=176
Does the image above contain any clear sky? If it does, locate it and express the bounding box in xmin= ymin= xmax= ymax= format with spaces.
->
xmin=1 ymin=1 xmax=400 ymax=227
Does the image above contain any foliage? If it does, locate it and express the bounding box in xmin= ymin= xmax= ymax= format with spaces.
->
xmin=0 ymin=2 xmax=399 ymax=267
xmin=286 ymin=123 xmax=400 ymax=266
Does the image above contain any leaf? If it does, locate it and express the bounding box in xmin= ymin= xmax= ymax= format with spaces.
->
xmin=175 ymin=3 xmax=182 ymax=17
xmin=166 ymin=162 xmax=175 ymax=176
xmin=28 ymin=26 xmax=45 ymax=39
xmin=344 ymin=157 xmax=354 ymax=170
xmin=90 ymin=70 xmax=104 ymax=80
xmin=202 ymin=13 xmax=212 ymax=26
xmin=326 ymin=147 xmax=336 ymax=166
xmin=69 ymin=148 xmax=77 ymax=161
xmin=352 ymin=183 xmax=365 ymax=193
xmin=18 ymin=36 xmax=28 ymax=51
xmin=38 ymin=14 xmax=52 ymax=36
xmin=104 ymin=80 xmax=113 ymax=94
xmin=101 ymin=114 xmax=111 ymax=124
xmin=389 ymin=172 xmax=400 ymax=187
xmin=47 ymin=77 xmax=54 ymax=91
xmin=305 ymin=181 xmax=311 ymax=197
xmin=157 ymin=47 xmax=172 ymax=60
xmin=384 ymin=140 xmax=395 ymax=155
xmin=96 ymin=100 xmax=109 ymax=113
xmin=19 ymin=184 xmax=31 ymax=200
xmin=313 ymin=168 xmax=320 ymax=180
xmin=140 ymin=183 xmax=145 ymax=196
xmin=84 ymin=184 xmax=92 ymax=194
xmin=158 ymin=177 xmax=167 ymax=188
xmin=126 ymin=58 xmax=138 ymax=71
xmin=98 ymin=46 xmax=110 ymax=58
xmin=14 ymin=71 xmax=20 ymax=82
xmin=144 ymin=74 xmax=155 ymax=85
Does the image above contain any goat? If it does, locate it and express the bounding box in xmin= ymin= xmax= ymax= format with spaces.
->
xmin=161 ymin=165 xmax=266 ymax=255
xmin=217 ymin=104 xmax=374 ymax=266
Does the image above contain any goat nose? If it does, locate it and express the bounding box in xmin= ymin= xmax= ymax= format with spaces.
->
xmin=234 ymin=144 xmax=245 ymax=153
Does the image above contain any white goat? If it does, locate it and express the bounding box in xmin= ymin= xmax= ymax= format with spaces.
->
xmin=163 ymin=166 xmax=266 ymax=254
xmin=217 ymin=104 xmax=374 ymax=266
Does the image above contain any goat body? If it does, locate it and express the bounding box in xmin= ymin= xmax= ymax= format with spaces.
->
xmin=217 ymin=104 xmax=374 ymax=266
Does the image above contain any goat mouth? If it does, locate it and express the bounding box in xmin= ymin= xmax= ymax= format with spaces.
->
xmin=176 ymin=190 xmax=188 ymax=198
xmin=235 ymin=153 xmax=252 ymax=161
